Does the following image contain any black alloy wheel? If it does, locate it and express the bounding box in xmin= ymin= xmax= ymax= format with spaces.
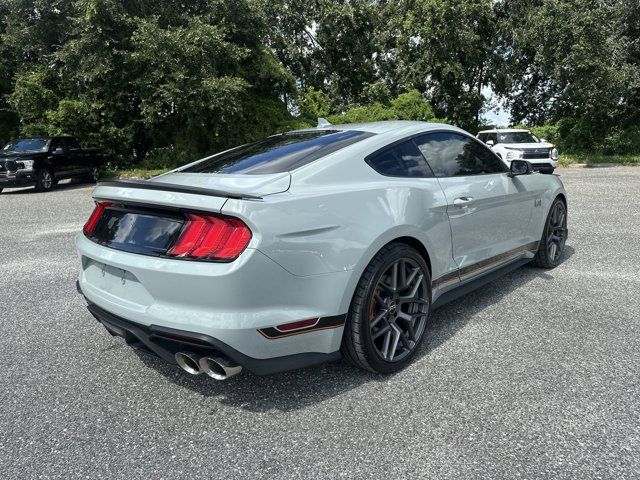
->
xmin=533 ymin=198 xmax=568 ymax=268
xmin=342 ymin=243 xmax=431 ymax=373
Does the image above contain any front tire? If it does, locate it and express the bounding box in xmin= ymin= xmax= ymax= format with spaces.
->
xmin=341 ymin=243 xmax=431 ymax=373
xmin=35 ymin=168 xmax=54 ymax=192
xmin=533 ymin=198 xmax=568 ymax=269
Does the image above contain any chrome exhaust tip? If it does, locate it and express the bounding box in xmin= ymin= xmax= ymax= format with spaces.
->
xmin=199 ymin=356 xmax=242 ymax=381
xmin=174 ymin=352 xmax=202 ymax=375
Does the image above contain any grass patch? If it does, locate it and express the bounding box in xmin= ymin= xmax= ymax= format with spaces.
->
xmin=102 ymin=167 xmax=170 ymax=180
xmin=559 ymin=153 xmax=640 ymax=166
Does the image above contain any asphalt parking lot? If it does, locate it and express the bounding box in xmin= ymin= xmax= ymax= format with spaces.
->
xmin=1 ymin=167 xmax=639 ymax=479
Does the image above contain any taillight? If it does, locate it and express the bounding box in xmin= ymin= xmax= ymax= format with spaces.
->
xmin=167 ymin=213 xmax=252 ymax=261
xmin=83 ymin=201 xmax=112 ymax=235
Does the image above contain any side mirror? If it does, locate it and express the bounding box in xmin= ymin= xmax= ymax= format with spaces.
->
xmin=509 ymin=159 xmax=533 ymax=177
xmin=540 ymin=138 xmax=547 ymax=143
xmin=486 ymin=139 xmax=495 ymax=147
xmin=53 ymin=147 xmax=65 ymax=155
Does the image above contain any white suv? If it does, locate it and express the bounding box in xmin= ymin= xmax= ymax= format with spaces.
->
xmin=477 ymin=129 xmax=559 ymax=174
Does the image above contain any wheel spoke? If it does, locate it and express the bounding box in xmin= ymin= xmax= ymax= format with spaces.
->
xmin=399 ymin=259 xmax=407 ymax=288
xmin=374 ymin=294 xmax=385 ymax=307
xmin=387 ymin=327 xmax=401 ymax=360
xmin=398 ymin=268 xmax=418 ymax=293
xmin=408 ymin=274 xmax=424 ymax=299
xmin=390 ymin=262 xmax=399 ymax=291
xmin=405 ymin=298 xmax=429 ymax=307
xmin=549 ymin=242 xmax=557 ymax=260
xmin=370 ymin=310 xmax=387 ymax=329
xmin=381 ymin=330 xmax=392 ymax=358
xmin=398 ymin=329 xmax=413 ymax=349
xmin=372 ymin=324 xmax=391 ymax=340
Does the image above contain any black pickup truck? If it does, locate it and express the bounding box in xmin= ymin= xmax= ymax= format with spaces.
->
xmin=0 ymin=136 xmax=104 ymax=193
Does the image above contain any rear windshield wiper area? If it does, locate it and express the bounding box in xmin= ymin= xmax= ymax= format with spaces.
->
xmin=181 ymin=130 xmax=375 ymax=175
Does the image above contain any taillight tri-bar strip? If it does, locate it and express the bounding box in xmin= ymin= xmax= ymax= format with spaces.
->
xmin=83 ymin=201 xmax=252 ymax=261
xmin=83 ymin=201 xmax=112 ymax=235
xmin=167 ymin=213 xmax=252 ymax=260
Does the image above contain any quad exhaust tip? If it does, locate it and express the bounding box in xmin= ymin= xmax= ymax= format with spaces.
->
xmin=174 ymin=352 xmax=202 ymax=375
xmin=174 ymin=352 xmax=242 ymax=380
xmin=199 ymin=356 xmax=242 ymax=381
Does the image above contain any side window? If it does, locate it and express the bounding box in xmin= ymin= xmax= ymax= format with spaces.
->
xmin=366 ymin=140 xmax=434 ymax=178
xmin=65 ymin=138 xmax=81 ymax=150
xmin=489 ymin=133 xmax=498 ymax=144
xmin=50 ymin=139 xmax=65 ymax=152
xmin=414 ymin=132 xmax=507 ymax=177
xmin=477 ymin=133 xmax=487 ymax=143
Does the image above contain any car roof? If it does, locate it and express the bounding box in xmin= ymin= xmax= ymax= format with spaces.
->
xmin=293 ymin=120 xmax=465 ymax=136
xmin=11 ymin=136 xmax=75 ymax=141
xmin=477 ymin=128 xmax=529 ymax=134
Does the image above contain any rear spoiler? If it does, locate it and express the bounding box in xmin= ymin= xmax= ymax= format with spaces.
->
xmin=97 ymin=180 xmax=263 ymax=201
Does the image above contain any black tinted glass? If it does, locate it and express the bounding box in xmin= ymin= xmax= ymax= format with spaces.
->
xmin=90 ymin=208 xmax=185 ymax=256
xmin=182 ymin=130 xmax=374 ymax=175
xmin=65 ymin=138 xmax=81 ymax=150
xmin=3 ymin=139 xmax=49 ymax=153
xmin=414 ymin=132 xmax=506 ymax=177
xmin=366 ymin=140 xmax=433 ymax=178
xmin=499 ymin=132 xmax=537 ymax=143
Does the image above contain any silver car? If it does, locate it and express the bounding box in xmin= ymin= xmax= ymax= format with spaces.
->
xmin=75 ymin=121 xmax=568 ymax=379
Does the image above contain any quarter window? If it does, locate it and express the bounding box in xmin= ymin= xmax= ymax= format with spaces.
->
xmin=366 ymin=140 xmax=433 ymax=178
xmin=414 ymin=132 xmax=506 ymax=177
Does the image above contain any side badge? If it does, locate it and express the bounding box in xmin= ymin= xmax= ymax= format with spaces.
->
xmin=534 ymin=199 xmax=542 ymax=208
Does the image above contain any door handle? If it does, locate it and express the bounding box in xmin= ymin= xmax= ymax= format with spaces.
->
xmin=453 ymin=197 xmax=474 ymax=207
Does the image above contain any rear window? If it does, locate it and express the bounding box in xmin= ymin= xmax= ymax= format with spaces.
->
xmin=181 ymin=130 xmax=374 ymax=175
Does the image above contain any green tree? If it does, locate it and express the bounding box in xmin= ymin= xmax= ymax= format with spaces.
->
xmin=495 ymin=0 xmax=637 ymax=152
xmin=394 ymin=0 xmax=500 ymax=131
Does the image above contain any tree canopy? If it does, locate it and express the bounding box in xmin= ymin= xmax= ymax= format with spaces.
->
xmin=0 ymin=0 xmax=637 ymax=164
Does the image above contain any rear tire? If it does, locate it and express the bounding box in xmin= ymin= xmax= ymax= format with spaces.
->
xmin=539 ymin=168 xmax=555 ymax=175
xmin=533 ymin=198 xmax=568 ymax=269
xmin=35 ymin=168 xmax=54 ymax=192
xmin=341 ymin=243 xmax=431 ymax=373
xmin=85 ymin=165 xmax=99 ymax=183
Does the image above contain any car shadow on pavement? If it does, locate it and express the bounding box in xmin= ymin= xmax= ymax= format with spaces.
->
xmin=135 ymin=245 xmax=574 ymax=413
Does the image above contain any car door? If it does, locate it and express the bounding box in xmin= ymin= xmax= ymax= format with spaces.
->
xmin=365 ymin=139 xmax=461 ymax=292
xmin=62 ymin=137 xmax=85 ymax=175
xmin=414 ymin=132 xmax=536 ymax=281
xmin=49 ymin=138 xmax=72 ymax=178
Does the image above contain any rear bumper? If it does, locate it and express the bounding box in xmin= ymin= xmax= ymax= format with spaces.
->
xmin=75 ymin=233 xmax=350 ymax=363
xmin=84 ymin=299 xmax=341 ymax=375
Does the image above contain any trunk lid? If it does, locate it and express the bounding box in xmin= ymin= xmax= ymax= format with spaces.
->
xmin=84 ymin=171 xmax=282 ymax=260
xmin=91 ymin=172 xmax=289 ymax=213
xmin=150 ymin=171 xmax=291 ymax=197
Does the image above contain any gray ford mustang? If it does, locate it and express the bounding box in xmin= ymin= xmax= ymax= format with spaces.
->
xmin=76 ymin=121 xmax=568 ymax=379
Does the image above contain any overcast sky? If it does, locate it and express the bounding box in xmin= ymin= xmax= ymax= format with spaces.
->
xmin=480 ymin=86 xmax=511 ymax=127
